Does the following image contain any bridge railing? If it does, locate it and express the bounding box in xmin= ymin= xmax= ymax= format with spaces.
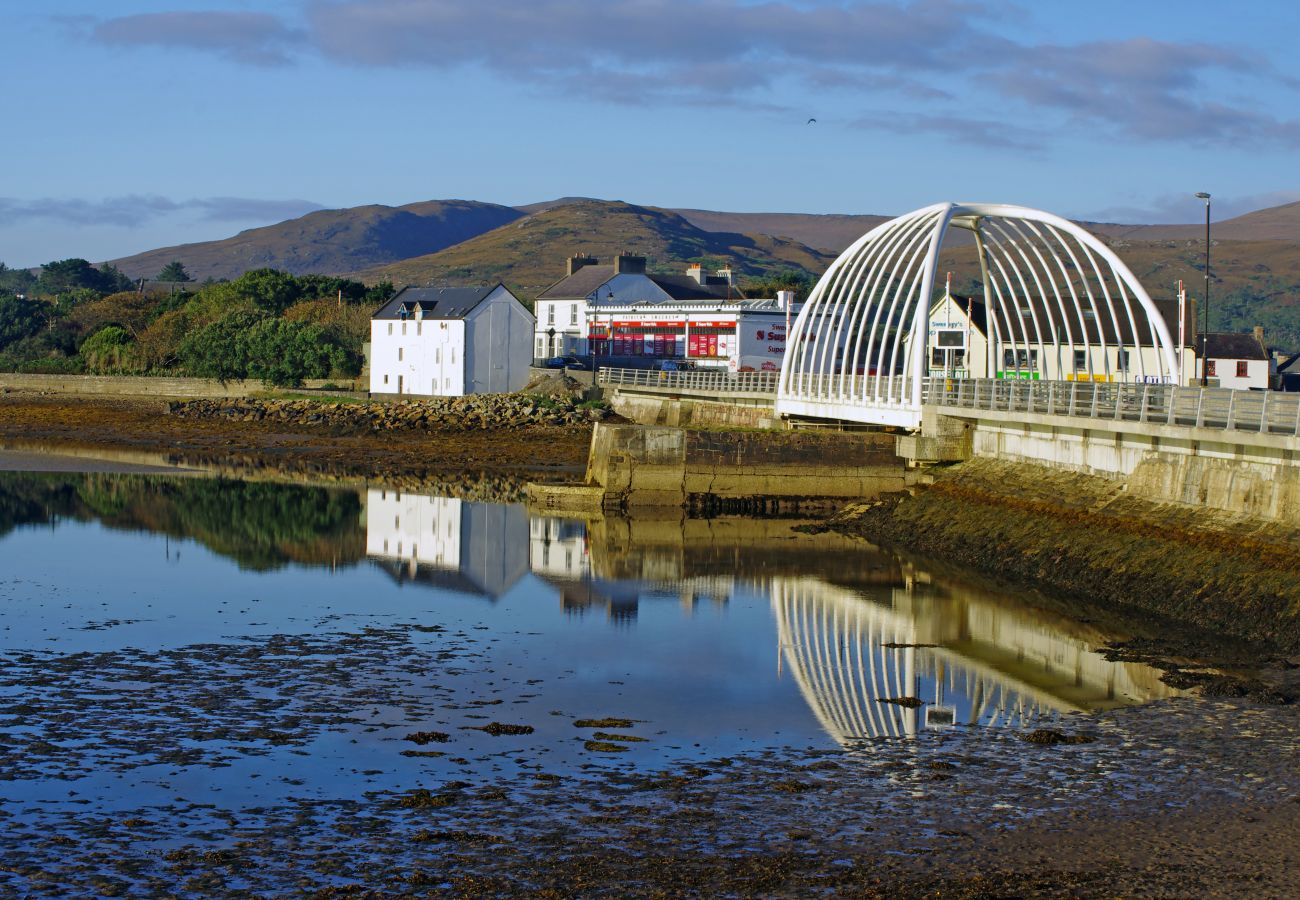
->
xmin=598 ymin=366 xmax=780 ymax=394
xmin=924 ymin=378 xmax=1300 ymax=437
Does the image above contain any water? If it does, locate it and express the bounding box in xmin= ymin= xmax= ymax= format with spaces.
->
xmin=11 ymin=468 xmax=1283 ymax=893
xmin=0 ymin=470 xmax=1180 ymax=798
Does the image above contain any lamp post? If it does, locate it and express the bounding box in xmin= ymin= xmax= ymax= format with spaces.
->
xmin=591 ymin=288 xmax=614 ymax=387
xmin=1196 ymin=191 xmax=1211 ymax=386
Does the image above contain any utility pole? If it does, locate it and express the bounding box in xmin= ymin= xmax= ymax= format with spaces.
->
xmin=1196 ymin=192 xmax=1211 ymax=386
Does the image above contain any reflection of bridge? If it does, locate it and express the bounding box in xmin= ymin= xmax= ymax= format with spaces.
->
xmin=772 ymin=574 xmax=1180 ymax=743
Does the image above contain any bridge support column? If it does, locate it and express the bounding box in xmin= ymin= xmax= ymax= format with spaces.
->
xmin=896 ymin=407 xmax=974 ymax=467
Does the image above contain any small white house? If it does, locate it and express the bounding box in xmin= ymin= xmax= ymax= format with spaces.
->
xmin=1196 ymin=330 xmax=1275 ymax=390
xmin=369 ymin=284 xmax=534 ymax=397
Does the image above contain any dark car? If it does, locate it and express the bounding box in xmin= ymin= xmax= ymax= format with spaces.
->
xmin=543 ymin=355 xmax=580 ymax=369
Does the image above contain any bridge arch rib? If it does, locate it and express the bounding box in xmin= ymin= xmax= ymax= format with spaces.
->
xmin=776 ymin=202 xmax=1181 ymax=428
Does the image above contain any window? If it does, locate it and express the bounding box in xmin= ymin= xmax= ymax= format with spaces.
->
xmin=398 ymin=347 xmax=403 ymax=361
xmin=435 ymin=348 xmax=441 ymax=364
xmin=1236 ymin=360 xmax=1249 ymax=378
xmin=932 ymin=348 xmax=945 ymax=366
xmin=451 ymin=348 xmax=455 ymax=364
xmin=1207 ymin=360 xmax=1217 ymax=377
xmin=383 ymin=374 xmax=388 ymax=384
xmin=1117 ymin=349 xmax=1129 ymax=371
xmin=387 ymin=323 xmax=393 ymax=335
xmin=1073 ymin=349 xmax=1086 ymax=371
xmin=547 ymin=304 xmax=555 ymax=325
xmin=417 ymin=322 xmax=422 ymax=336
xmin=570 ymin=305 xmax=578 ymax=326
xmin=402 ymin=322 xmax=407 ymax=335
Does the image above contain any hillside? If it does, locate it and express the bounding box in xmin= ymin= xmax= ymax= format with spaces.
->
xmin=673 ymin=209 xmax=889 ymax=253
xmin=352 ymin=200 xmax=837 ymax=295
xmin=108 ymin=199 xmax=523 ymax=282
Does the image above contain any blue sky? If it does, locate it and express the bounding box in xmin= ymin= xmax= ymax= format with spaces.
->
xmin=5 ymin=0 xmax=1300 ymax=267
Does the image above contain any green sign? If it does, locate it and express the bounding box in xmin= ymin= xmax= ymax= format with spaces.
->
xmin=995 ymin=371 xmax=1040 ymax=380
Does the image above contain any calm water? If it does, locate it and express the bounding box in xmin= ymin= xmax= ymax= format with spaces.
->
xmin=0 ymin=469 xmax=1183 ymax=820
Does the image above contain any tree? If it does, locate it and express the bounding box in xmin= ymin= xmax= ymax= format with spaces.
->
xmin=80 ymin=325 xmax=137 ymax=374
xmin=179 ymin=311 xmax=265 ymax=383
xmin=0 ymin=296 xmax=46 ymax=351
xmin=227 ymin=268 xmax=303 ymax=315
xmin=243 ymin=318 xmax=355 ymax=387
xmin=38 ymin=259 xmax=113 ymax=295
xmin=0 ymin=263 xmax=37 ymax=298
xmin=158 ymin=261 xmax=192 ymax=283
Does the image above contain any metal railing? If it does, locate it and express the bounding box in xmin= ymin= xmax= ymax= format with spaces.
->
xmin=924 ymin=377 xmax=1300 ymax=437
xmin=598 ymin=366 xmax=780 ymax=394
xmin=599 ymin=366 xmax=1300 ymax=438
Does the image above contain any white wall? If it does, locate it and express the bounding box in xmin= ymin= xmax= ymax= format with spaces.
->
xmin=1199 ymin=357 xmax=1271 ymax=391
xmin=467 ymin=285 xmax=534 ymax=393
xmin=369 ymin=316 xmax=465 ymax=396
xmin=534 ymin=299 xmax=588 ymax=356
xmin=366 ymin=490 xmax=462 ymax=567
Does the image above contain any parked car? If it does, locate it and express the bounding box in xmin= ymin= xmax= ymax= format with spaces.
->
xmin=566 ymin=357 xmax=594 ymax=371
xmin=653 ymin=359 xmax=684 ymax=372
xmin=543 ymin=356 xmax=581 ymax=369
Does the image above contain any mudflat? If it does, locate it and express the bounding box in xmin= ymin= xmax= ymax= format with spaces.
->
xmin=0 ymin=392 xmax=592 ymax=483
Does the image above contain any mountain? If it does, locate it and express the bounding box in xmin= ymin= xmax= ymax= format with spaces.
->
xmin=1085 ymin=201 xmax=1300 ymax=244
xmin=673 ymin=209 xmax=889 ymax=253
xmin=352 ymin=200 xmax=837 ymax=294
xmin=108 ymin=199 xmax=523 ymax=282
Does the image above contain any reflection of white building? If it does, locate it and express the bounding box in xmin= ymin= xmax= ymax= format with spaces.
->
xmin=365 ymin=489 xmax=528 ymax=598
xmin=528 ymin=516 xmax=590 ymax=581
xmin=772 ymin=574 xmax=1181 ymax=744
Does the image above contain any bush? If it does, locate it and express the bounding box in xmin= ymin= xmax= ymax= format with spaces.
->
xmin=81 ymin=325 xmax=139 ymax=374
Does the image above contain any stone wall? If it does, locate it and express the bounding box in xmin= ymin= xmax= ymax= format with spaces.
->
xmin=606 ymin=391 xmax=779 ymax=430
xmin=585 ymin=423 xmax=908 ymax=510
xmin=0 ymin=373 xmax=351 ymax=399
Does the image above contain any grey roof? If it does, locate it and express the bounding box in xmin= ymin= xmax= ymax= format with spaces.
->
xmin=537 ymin=267 xmax=743 ymax=303
xmin=649 ymin=275 xmax=743 ymax=301
xmin=1203 ymin=332 xmax=1269 ymax=361
xmin=372 ymin=285 xmax=499 ymax=320
xmin=537 ymin=266 xmax=616 ymax=300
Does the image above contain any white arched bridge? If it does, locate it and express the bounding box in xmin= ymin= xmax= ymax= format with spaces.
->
xmin=777 ymin=202 xmax=1182 ymax=428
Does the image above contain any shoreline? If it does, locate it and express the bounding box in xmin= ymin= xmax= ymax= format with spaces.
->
xmin=0 ymin=392 xmax=592 ymax=488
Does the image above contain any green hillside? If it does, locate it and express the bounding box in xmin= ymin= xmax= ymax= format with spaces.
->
xmin=351 ymin=200 xmax=836 ymax=295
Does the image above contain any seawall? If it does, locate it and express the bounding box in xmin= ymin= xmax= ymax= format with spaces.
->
xmin=823 ymin=457 xmax=1300 ymax=654
xmin=576 ymin=423 xmax=909 ymax=512
xmin=0 ymin=373 xmax=352 ymax=399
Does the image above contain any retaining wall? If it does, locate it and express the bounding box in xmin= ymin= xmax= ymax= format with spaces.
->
xmin=585 ymin=423 xmax=908 ymax=510
xmin=0 ymin=373 xmax=357 ymax=399
xmin=606 ymin=390 xmax=779 ymax=430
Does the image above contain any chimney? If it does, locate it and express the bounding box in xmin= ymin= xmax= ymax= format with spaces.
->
xmin=567 ymin=253 xmax=596 ymax=276
xmin=1254 ymin=325 xmax=1267 ymax=350
xmin=714 ymin=265 xmax=733 ymax=286
xmin=776 ymin=289 xmax=795 ymax=311
xmin=614 ymin=252 xmax=646 ymax=275
xmin=686 ymin=263 xmax=703 ymax=284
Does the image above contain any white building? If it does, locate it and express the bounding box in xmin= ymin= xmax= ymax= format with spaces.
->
xmin=370 ymin=284 xmax=534 ymax=397
xmin=914 ymin=289 xmax=1198 ymax=384
xmin=1196 ymin=330 xmax=1275 ymax=390
xmin=533 ymin=253 xmax=739 ymax=361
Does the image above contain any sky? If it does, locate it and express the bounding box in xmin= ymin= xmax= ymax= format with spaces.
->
xmin=5 ymin=0 xmax=1300 ymax=267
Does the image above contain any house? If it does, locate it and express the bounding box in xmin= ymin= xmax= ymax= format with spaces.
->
xmin=369 ymin=284 xmax=534 ymax=397
xmin=533 ymin=253 xmax=739 ymax=361
xmin=912 ymin=288 xmax=1198 ymax=384
xmin=1196 ymin=329 xmax=1275 ymax=390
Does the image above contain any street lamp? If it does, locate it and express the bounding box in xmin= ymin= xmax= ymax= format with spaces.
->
xmin=1195 ymin=191 xmax=1211 ymax=386
xmin=591 ymin=288 xmax=613 ymax=387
